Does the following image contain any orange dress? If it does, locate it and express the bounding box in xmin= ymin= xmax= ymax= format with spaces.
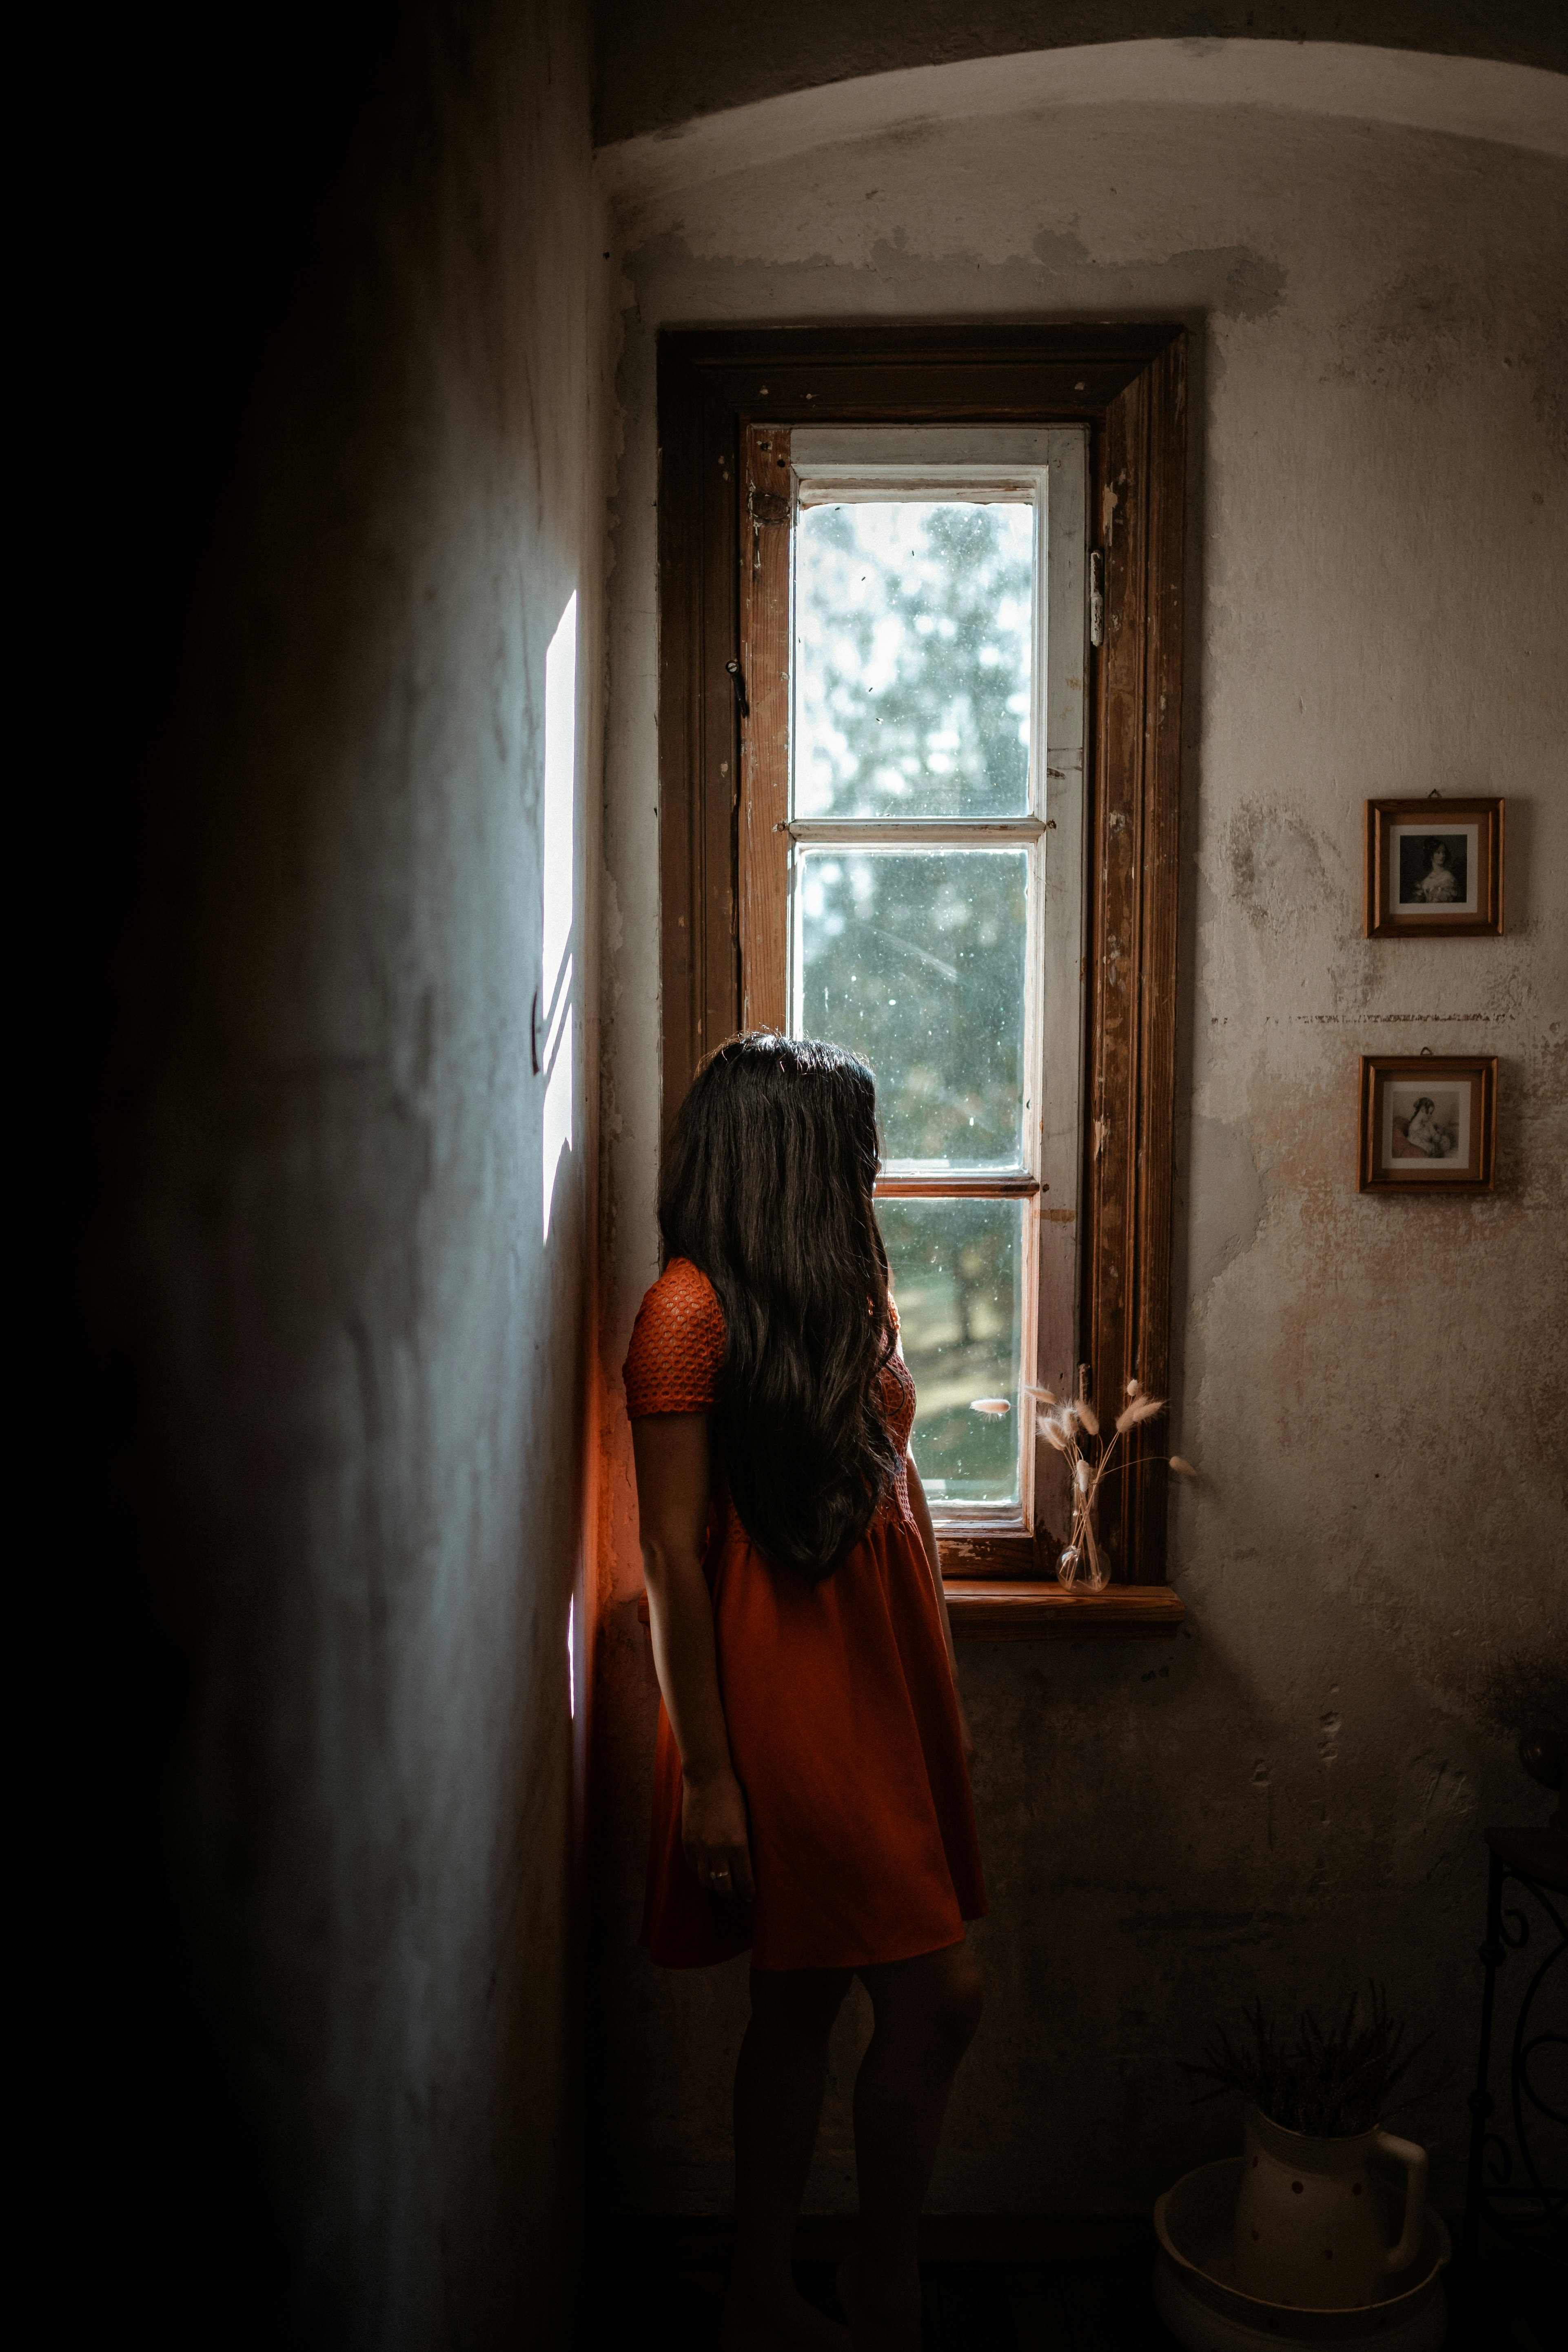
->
xmin=623 ymin=1257 xmax=987 ymax=1971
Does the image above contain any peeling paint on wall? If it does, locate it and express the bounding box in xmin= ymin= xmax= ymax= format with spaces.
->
xmin=1186 ymin=1116 xmax=1267 ymax=1295
xmin=1031 ymin=227 xmax=1287 ymax=319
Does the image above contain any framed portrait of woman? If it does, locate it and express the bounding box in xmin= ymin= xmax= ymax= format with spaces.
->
xmin=1358 ymin=1055 xmax=1497 ymax=1194
xmin=1364 ymin=797 xmax=1504 ymax=938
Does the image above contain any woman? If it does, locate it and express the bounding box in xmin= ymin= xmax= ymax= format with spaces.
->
xmin=624 ymin=1034 xmax=986 ymax=2352
xmin=1402 ymin=1094 xmax=1444 ymax=1156
xmin=1413 ymin=841 xmax=1461 ymax=903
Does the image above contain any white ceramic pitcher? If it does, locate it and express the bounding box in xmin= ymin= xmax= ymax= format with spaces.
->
xmin=1232 ymin=2104 xmax=1428 ymax=2308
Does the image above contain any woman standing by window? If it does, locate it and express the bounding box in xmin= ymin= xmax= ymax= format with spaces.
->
xmin=625 ymin=1033 xmax=986 ymax=2352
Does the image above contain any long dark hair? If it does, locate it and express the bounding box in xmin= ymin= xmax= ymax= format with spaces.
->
xmin=659 ymin=1033 xmax=900 ymax=1583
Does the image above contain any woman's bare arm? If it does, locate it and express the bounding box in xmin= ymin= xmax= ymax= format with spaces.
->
xmin=631 ymin=1412 xmax=754 ymax=1900
xmin=906 ymin=1454 xmax=975 ymax=1768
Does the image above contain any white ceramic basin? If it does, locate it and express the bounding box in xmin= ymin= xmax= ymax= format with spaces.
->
xmin=1153 ymin=2157 xmax=1450 ymax=2350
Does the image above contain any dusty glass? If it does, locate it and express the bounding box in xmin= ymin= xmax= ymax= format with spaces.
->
xmin=794 ymin=500 xmax=1033 ymax=820
xmin=796 ymin=846 xmax=1028 ymax=1166
xmin=878 ymin=1197 xmax=1022 ymax=1506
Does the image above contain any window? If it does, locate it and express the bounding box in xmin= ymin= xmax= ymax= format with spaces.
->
xmin=658 ymin=328 xmax=1188 ymax=1636
xmin=738 ymin=427 xmax=1087 ymax=1556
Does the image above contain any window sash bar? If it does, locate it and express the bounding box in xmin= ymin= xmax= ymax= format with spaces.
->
xmin=920 ymin=1502 xmax=1031 ymax=1524
xmin=875 ymin=1172 xmax=1038 ymax=1197
xmin=784 ymin=815 xmax=1048 ymax=844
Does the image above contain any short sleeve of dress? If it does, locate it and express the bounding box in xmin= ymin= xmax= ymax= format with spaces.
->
xmin=623 ymin=1258 xmax=727 ymax=1418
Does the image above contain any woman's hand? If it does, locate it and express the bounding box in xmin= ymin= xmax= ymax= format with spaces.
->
xmin=681 ymin=1765 xmax=755 ymax=1900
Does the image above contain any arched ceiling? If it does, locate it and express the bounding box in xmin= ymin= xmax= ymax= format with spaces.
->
xmin=592 ymin=1 xmax=1567 ymax=147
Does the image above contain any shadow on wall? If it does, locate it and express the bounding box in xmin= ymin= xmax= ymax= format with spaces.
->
xmin=43 ymin=2 xmax=607 ymax=2346
xmin=589 ymin=2 xmax=1568 ymax=146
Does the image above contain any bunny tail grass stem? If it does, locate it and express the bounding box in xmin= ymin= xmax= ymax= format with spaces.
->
xmin=1085 ymin=1426 xmax=1121 ymax=1507
xmin=1088 ymin=1451 xmax=1189 ymax=1487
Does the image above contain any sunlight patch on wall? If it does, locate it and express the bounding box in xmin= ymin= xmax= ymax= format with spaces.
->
xmin=542 ymin=592 xmax=577 ymax=1242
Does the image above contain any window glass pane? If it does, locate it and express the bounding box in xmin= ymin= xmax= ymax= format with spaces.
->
xmin=795 ymin=501 xmax=1033 ymax=819
xmin=796 ymin=847 xmax=1027 ymax=1166
xmin=878 ymin=1197 xmax=1022 ymax=1506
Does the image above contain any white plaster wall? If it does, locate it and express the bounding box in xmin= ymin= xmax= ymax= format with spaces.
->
xmin=593 ymin=53 xmax=1568 ymax=2215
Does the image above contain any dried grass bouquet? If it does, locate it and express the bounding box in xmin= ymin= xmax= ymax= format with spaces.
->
xmin=1032 ymin=1372 xmax=1196 ymax=1590
xmin=1184 ymin=1983 xmax=1433 ymax=2139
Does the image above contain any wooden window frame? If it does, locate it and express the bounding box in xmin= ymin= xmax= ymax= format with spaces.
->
xmin=656 ymin=325 xmax=1187 ymax=1640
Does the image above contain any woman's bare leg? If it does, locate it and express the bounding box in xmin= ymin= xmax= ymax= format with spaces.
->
xmin=722 ymin=1965 xmax=854 ymax=2351
xmin=839 ymin=1941 xmax=983 ymax=2351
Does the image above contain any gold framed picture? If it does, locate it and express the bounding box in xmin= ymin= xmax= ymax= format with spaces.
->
xmin=1364 ymin=797 xmax=1504 ymax=939
xmin=1358 ymin=1056 xmax=1497 ymax=1194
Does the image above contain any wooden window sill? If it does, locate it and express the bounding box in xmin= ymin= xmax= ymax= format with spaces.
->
xmin=944 ymin=1580 xmax=1184 ymax=1641
xmin=933 ymin=1524 xmax=1181 ymax=1635
xmin=635 ymin=1580 xmax=1183 ymax=1640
